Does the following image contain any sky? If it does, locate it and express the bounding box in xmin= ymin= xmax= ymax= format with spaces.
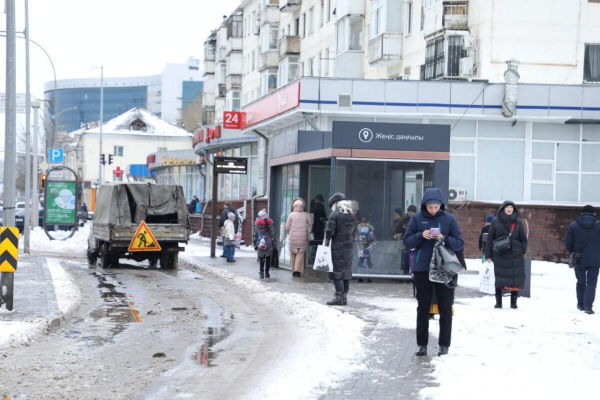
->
xmin=0 ymin=0 xmax=241 ymax=141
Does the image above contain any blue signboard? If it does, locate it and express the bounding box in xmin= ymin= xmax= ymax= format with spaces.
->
xmin=48 ymin=148 xmax=64 ymax=163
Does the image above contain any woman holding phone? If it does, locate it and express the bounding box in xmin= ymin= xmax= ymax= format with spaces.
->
xmin=404 ymin=188 xmax=465 ymax=357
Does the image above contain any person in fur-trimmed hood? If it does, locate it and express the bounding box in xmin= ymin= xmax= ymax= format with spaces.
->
xmin=254 ymin=210 xmax=276 ymax=279
xmin=485 ymin=201 xmax=528 ymax=310
xmin=325 ymin=193 xmax=357 ymax=306
xmin=286 ymin=198 xmax=312 ymax=277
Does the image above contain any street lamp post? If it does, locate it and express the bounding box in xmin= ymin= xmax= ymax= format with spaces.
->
xmin=23 ymin=0 xmax=32 ymax=253
xmin=92 ymin=66 xmax=104 ymax=184
xmin=32 ymin=101 xmax=41 ymax=229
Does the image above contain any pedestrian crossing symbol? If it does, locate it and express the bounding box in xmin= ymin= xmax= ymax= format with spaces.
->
xmin=0 ymin=227 xmax=19 ymax=273
xmin=128 ymin=221 xmax=162 ymax=252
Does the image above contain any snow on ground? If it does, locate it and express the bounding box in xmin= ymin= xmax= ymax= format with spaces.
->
xmin=184 ymin=239 xmax=257 ymax=258
xmin=46 ymin=258 xmax=82 ymax=317
xmin=181 ymin=254 xmax=367 ymax=400
xmin=0 ymin=319 xmax=47 ymax=349
xmin=357 ymin=260 xmax=600 ymax=400
xmin=24 ymin=224 xmax=89 ymax=256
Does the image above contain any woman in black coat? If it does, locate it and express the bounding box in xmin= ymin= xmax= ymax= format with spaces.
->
xmin=485 ymin=201 xmax=528 ymax=309
xmin=325 ymin=193 xmax=357 ymax=306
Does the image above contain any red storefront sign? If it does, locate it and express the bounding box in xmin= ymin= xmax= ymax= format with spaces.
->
xmin=223 ymin=111 xmax=244 ymax=129
xmin=242 ymin=81 xmax=301 ymax=128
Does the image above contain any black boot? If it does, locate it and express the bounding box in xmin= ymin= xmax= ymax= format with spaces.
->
xmin=259 ymin=265 xmax=264 ymax=279
xmin=340 ymin=293 xmax=348 ymax=306
xmin=495 ymin=288 xmax=502 ymax=309
xmin=438 ymin=346 xmax=449 ymax=356
xmin=265 ymin=266 xmax=270 ymax=278
xmin=510 ymin=291 xmax=518 ymax=309
xmin=326 ymin=292 xmax=345 ymax=306
xmin=415 ymin=346 xmax=427 ymax=356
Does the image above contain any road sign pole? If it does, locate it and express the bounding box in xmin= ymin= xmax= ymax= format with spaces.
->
xmin=32 ymin=101 xmax=41 ymax=228
xmin=210 ymin=159 xmax=218 ymax=258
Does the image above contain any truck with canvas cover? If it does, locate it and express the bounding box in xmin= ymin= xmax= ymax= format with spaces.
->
xmin=87 ymin=183 xmax=190 ymax=269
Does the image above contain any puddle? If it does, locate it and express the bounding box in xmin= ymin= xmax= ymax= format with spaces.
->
xmin=65 ymin=272 xmax=141 ymax=346
xmin=189 ymin=298 xmax=232 ymax=367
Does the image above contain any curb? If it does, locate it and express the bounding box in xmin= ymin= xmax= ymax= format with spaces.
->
xmin=40 ymin=258 xmax=61 ymax=328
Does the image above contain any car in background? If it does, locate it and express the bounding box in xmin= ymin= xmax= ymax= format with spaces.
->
xmin=15 ymin=209 xmax=73 ymax=233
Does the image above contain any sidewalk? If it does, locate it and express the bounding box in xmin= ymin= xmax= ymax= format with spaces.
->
xmin=0 ymin=256 xmax=61 ymax=349
xmin=184 ymin=240 xmax=484 ymax=399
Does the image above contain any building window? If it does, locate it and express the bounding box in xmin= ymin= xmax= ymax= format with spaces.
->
xmin=584 ymin=44 xmax=600 ymax=83
xmin=157 ymin=147 xmax=167 ymax=152
xmin=370 ymin=0 xmax=385 ymax=39
xmin=302 ymin=13 xmax=306 ymax=37
xmin=320 ymin=1 xmax=324 ymax=27
xmin=407 ymin=1 xmax=413 ymax=35
xmin=251 ymin=51 xmax=255 ymax=72
xmin=336 ymin=16 xmax=364 ymax=53
xmin=278 ymin=55 xmax=300 ymax=86
xmin=232 ymin=91 xmax=241 ymax=111
xmin=425 ymin=37 xmax=445 ymax=80
xmin=323 ymin=48 xmax=330 ymax=76
xmin=304 ymin=58 xmax=314 ymax=77
xmin=261 ymin=25 xmax=279 ymax=53
xmin=308 ymin=7 xmax=315 ymax=35
xmin=261 ymin=70 xmax=278 ymax=95
xmin=227 ymin=16 xmax=243 ymax=38
xmin=447 ymin=35 xmax=467 ymax=77
xmin=424 ymin=0 xmax=442 ymax=6
xmin=421 ymin=5 xmax=425 ymax=30
xmin=326 ymin=0 xmax=331 ymax=23
xmin=113 ymin=146 xmax=124 ymax=157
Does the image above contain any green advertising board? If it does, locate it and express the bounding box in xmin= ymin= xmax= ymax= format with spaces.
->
xmin=45 ymin=181 xmax=77 ymax=225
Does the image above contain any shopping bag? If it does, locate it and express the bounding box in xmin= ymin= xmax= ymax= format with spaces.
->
xmin=314 ymin=240 xmax=333 ymax=273
xmin=235 ymin=232 xmax=242 ymax=249
xmin=479 ymin=262 xmax=496 ymax=295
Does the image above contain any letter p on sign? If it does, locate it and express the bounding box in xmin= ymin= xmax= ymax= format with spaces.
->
xmin=49 ymin=148 xmax=64 ymax=163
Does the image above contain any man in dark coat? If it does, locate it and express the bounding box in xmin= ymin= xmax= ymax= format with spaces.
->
xmin=565 ymin=205 xmax=600 ymax=314
xmin=479 ymin=214 xmax=494 ymax=252
xmin=485 ymin=201 xmax=528 ymax=309
xmin=386 ymin=208 xmax=404 ymax=240
xmin=404 ymin=188 xmax=464 ymax=357
xmin=219 ymin=201 xmax=239 ymax=257
xmin=310 ymin=194 xmax=327 ymax=241
xmin=325 ymin=193 xmax=357 ymax=306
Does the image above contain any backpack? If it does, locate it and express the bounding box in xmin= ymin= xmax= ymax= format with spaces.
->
xmin=257 ymin=220 xmax=273 ymax=250
xmin=357 ymin=226 xmax=373 ymax=246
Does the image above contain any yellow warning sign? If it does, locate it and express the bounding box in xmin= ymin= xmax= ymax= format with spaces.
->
xmin=0 ymin=227 xmax=19 ymax=273
xmin=128 ymin=221 xmax=162 ymax=252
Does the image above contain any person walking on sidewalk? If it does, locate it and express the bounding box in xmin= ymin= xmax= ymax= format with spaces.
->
xmin=565 ymin=205 xmax=600 ymax=314
xmin=286 ymin=198 xmax=312 ymax=277
xmin=404 ymin=188 xmax=465 ymax=357
xmin=325 ymin=193 xmax=357 ymax=306
xmin=222 ymin=212 xmax=237 ymax=263
xmin=220 ymin=201 xmax=239 ymax=258
xmin=254 ymin=210 xmax=276 ymax=279
xmin=485 ymin=201 xmax=528 ymax=310
xmin=479 ymin=214 xmax=494 ymax=254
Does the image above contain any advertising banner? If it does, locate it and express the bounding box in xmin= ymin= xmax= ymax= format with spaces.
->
xmin=45 ymin=181 xmax=77 ymax=225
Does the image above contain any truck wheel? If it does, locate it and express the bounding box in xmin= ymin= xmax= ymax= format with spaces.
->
xmin=171 ymin=253 xmax=179 ymax=270
xmin=100 ymin=243 xmax=112 ymax=269
xmin=149 ymin=255 xmax=159 ymax=268
xmin=159 ymin=253 xmax=171 ymax=269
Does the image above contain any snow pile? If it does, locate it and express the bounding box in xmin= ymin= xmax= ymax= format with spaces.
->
xmin=358 ymin=260 xmax=600 ymax=400
xmin=46 ymin=258 xmax=82 ymax=317
xmin=25 ymin=224 xmax=89 ymax=256
xmin=181 ymin=255 xmax=367 ymax=400
xmin=184 ymin=240 xmax=257 ymax=258
xmin=0 ymin=320 xmax=47 ymax=349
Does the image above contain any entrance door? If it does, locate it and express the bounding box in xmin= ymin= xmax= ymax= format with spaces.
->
xmin=308 ymin=166 xmax=331 ymax=240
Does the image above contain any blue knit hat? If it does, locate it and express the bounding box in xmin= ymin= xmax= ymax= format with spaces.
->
xmin=486 ymin=214 xmax=494 ymax=223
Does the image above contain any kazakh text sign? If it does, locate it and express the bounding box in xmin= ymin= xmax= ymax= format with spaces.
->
xmin=214 ymin=157 xmax=248 ymax=175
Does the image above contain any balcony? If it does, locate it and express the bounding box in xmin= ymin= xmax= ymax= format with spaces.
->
xmin=217 ymin=46 xmax=228 ymax=63
xmin=202 ymin=92 xmax=215 ymax=107
xmin=204 ymin=41 xmax=216 ymax=62
xmin=261 ymin=3 xmax=280 ymax=26
xmin=336 ymin=0 xmax=365 ymax=18
xmin=226 ymin=74 xmax=242 ymax=91
xmin=279 ymin=36 xmax=301 ymax=59
xmin=424 ymin=1 xmax=469 ymax=39
xmin=279 ymin=0 xmax=301 ymax=13
xmin=226 ymin=37 xmax=243 ymax=55
xmin=334 ymin=51 xmax=363 ymax=79
xmin=203 ymin=60 xmax=215 ymax=75
xmin=259 ymin=51 xmax=279 ymax=71
xmin=217 ymin=84 xmax=226 ymax=98
xmin=368 ymin=33 xmax=403 ymax=65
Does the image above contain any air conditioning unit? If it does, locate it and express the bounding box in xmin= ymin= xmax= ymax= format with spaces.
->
xmin=400 ymin=75 xmax=410 ymax=81
xmin=459 ymin=57 xmax=475 ymax=78
xmin=448 ymin=187 xmax=467 ymax=202
xmin=463 ymin=35 xmax=477 ymax=50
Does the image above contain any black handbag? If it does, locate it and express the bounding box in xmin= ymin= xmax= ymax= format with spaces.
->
xmin=493 ymin=222 xmax=516 ymax=255
xmin=569 ymin=223 xmax=597 ymax=268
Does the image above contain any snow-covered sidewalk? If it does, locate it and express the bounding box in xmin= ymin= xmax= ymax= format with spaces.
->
xmin=357 ymin=260 xmax=600 ymax=399
xmin=181 ymin=254 xmax=367 ymax=400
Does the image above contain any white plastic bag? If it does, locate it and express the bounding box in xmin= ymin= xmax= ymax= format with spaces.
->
xmin=479 ymin=262 xmax=496 ymax=295
xmin=314 ymin=240 xmax=333 ymax=273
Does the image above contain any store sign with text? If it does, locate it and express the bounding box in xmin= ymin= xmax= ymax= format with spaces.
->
xmin=241 ymin=81 xmax=301 ymax=128
xmin=223 ymin=111 xmax=244 ymax=129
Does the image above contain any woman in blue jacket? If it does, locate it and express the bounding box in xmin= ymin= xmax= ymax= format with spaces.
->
xmin=404 ymin=188 xmax=465 ymax=357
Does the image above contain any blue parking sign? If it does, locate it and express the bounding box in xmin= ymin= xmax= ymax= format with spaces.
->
xmin=49 ymin=148 xmax=64 ymax=163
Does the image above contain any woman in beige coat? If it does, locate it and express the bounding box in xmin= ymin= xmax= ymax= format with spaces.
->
xmin=286 ymin=198 xmax=313 ymax=277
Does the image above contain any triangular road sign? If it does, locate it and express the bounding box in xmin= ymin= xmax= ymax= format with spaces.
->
xmin=128 ymin=221 xmax=162 ymax=252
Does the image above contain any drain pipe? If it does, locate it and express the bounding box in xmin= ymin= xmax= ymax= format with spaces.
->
xmin=251 ymin=129 xmax=269 ymax=226
xmin=502 ymin=58 xmax=520 ymax=118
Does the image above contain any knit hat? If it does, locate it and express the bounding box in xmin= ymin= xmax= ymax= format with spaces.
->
xmin=258 ymin=210 xmax=268 ymax=219
xmin=227 ymin=212 xmax=236 ymax=219
xmin=582 ymin=205 xmax=595 ymax=215
xmin=328 ymin=193 xmax=346 ymax=207
xmin=394 ymin=208 xmax=403 ymax=216
xmin=486 ymin=214 xmax=494 ymax=223
xmin=407 ymin=205 xmax=417 ymax=213
xmin=425 ymin=199 xmax=443 ymax=206
xmin=361 ymin=217 xmax=367 ymax=223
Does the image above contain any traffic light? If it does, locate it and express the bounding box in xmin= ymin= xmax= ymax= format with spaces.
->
xmin=40 ymin=173 xmax=46 ymax=190
xmin=100 ymin=154 xmax=106 ymax=165
xmin=108 ymin=154 xmax=114 ymax=165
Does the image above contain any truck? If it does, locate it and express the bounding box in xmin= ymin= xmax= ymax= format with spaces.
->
xmin=87 ymin=183 xmax=191 ymax=269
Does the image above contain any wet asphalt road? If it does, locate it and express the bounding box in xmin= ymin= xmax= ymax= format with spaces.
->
xmin=0 ymin=258 xmax=299 ymax=400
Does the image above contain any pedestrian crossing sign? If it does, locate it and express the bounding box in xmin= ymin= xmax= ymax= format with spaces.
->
xmin=128 ymin=221 xmax=162 ymax=252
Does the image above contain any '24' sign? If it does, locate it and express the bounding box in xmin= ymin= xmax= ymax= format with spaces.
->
xmin=223 ymin=111 xmax=244 ymax=130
